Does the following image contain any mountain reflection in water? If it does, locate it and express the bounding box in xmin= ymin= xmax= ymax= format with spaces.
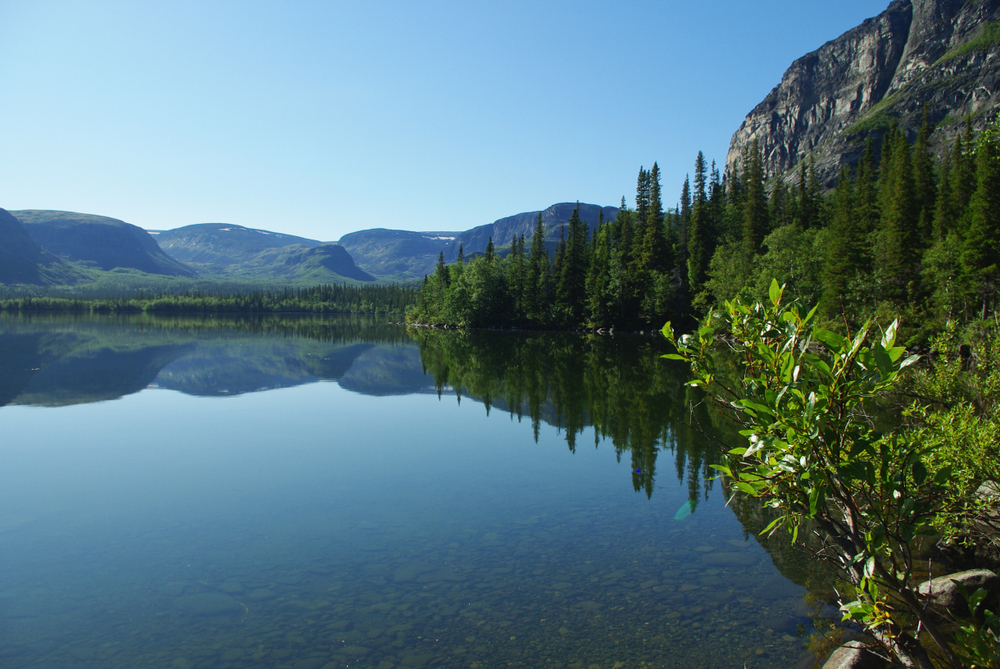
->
xmin=0 ymin=313 xmax=833 ymax=669
xmin=0 ymin=314 xmax=721 ymax=503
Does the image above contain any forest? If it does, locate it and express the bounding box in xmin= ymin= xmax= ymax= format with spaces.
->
xmin=409 ymin=114 xmax=1000 ymax=343
xmin=0 ymin=283 xmax=417 ymax=316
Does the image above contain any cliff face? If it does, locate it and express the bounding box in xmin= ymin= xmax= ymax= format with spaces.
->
xmin=727 ymin=0 xmax=1000 ymax=187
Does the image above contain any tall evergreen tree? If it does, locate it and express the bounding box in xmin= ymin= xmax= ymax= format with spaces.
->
xmin=556 ymin=204 xmax=589 ymax=323
xmin=821 ymin=164 xmax=864 ymax=318
xmin=769 ymin=178 xmax=790 ymax=229
xmin=932 ymin=155 xmax=955 ymax=242
xmin=881 ymin=130 xmax=920 ymax=299
xmin=677 ymin=176 xmax=692 ymax=267
xmin=855 ymin=137 xmax=881 ymax=237
xmin=912 ymin=109 xmax=937 ymax=245
xmin=962 ymin=128 xmax=1000 ymax=318
xmin=742 ymin=138 xmax=770 ymax=254
xmin=687 ymin=152 xmax=712 ymax=297
xmin=952 ymin=120 xmax=978 ymax=215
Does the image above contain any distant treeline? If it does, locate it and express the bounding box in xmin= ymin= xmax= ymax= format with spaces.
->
xmin=0 ymin=283 xmax=418 ymax=316
xmin=410 ymin=113 xmax=1000 ymax=340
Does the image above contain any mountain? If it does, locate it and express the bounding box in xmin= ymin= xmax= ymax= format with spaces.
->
xmin=228 ymin=243 xmax=377 ymax=283
xmin=448 ymin=202 xmax=620 ymax=262
xmin=13 ymin=210 xmax=195 ymax=277
xmin=150 ymin=222 xmax=375 ymax=284
xmin=0 ymin=208 xmax=83 ymax=285
xmin=727 ymin=0 xmax=1000 ymax=187
xmin=152 ymin=223 xmax=322 ymax=265
xmin=335 ymin=229 xmax=461 ymax=281
xmin=338 ymin=202 xmax=618 ymax=282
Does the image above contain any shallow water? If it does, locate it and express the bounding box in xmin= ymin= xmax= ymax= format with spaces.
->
xmin=0 ymin=315 xmax=822 ymax=668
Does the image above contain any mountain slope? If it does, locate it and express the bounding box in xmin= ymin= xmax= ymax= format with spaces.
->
xmin=153 ymin=223 xmax=322 ymax=265
xmin=339 ymin=202 xmax=618 ymax=282
xmin=335 ymin=229 xmax=461 ymax=281
xmin=727 ymin=0 xmax=1000 ymax=187
xmin=236 ymin=244 xmax=377 ymax=283
xmin=0 ymin=208 xmax=84 ymax=285
xmin=14 ymin=210 xmax=196 ymax=277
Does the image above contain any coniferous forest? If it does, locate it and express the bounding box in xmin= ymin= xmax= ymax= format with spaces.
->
xmin=409 ymin=115 xmax=1000 ymax=343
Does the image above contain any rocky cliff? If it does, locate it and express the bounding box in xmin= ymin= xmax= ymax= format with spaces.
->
xmin=727 ymin=0 xmax=1000 ymax=187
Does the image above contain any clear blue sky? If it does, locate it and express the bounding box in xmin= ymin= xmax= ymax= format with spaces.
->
xmin=0 ymin=1 xmax=890 ymax=242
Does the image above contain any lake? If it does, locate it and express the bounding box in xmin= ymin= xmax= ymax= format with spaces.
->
xmin=0 ymin=314 xmax=827 ymax=669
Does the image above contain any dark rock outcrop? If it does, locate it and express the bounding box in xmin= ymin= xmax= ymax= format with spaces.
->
xmin=728 ymin=0 xmax=1000 ymax=187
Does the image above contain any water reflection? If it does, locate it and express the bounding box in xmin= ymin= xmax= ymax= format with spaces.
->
xmin=0 ymin=314 xmax=832 ymax=668
xmin=411 ymin=328 xmax=722 ymax=504
xmin=0 ymin=314 xmax=426 ymax=406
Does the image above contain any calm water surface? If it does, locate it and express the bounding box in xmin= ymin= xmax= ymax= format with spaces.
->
xmin=0 ymin=315 xmax=825 ymax=669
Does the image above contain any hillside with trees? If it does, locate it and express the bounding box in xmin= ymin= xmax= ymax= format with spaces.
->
xmin=409 ymin=114 xmax=999 ymax=343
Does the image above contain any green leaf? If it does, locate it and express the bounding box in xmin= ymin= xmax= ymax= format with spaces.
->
xmin=709 ymin=464 xmax=733 ymax=478
xmin=873 ymin=343 xmax=893 ymax=378
xmin=661 ymin=321 xmax=674 ymax=341
xmin=759 ymin=515 xmax=784 ymax=537
xmin=734 ymin=481 xmax=757 ymax=496
xmin=934 ymin=466 xmax=954 ymax=485
xmin=769 ymin=279 xmax=781 ymax=306
xmin=814 ymin=329 xmax=847 ymax=350
xmin=881 ymin=319 xmax=898 ymax=350
xmin=808 ymin=487 xmax=823 ymax=517
xmin=660 ymin=353 xmax=686 ymax=361
xmin=912 ymin=460 xmax=928 ymax=485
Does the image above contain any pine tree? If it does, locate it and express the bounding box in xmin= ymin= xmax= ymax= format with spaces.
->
xmin=952 ymin=120 xmax=978 ymax=215
xmin=855 ymin=137 xmax=880 ymax=237
xmin=635 ymin=167 xmax=650 ymax=225
xmin=742 ymin=138 xmax=769 ymax=254
xmin=677 ymin=176 xmax=691 ymax=267
xmin=821 ymin=164 xmax=864 ymax=318
xmin=962 ymin=127 xmax=1000 ymax=318
xmin=881 ymin=130 xmax=920 ymax=299
xmin=526 ymin=213 xmax=549 ymax=321
xmin=435 ymin=251 xmax=450 ymax=288
xmin=648 ymin=163 xmax=664 ymax=228
xmin=687 ymin=152 xmax=711 ymax=296
xmin=769 ymin=178 xmax=790 ymax=229
xmin=556 ymin=204 xmax=589 ymax=324
xmin=912 ymin=109 xmax=937 ymax=245
xmin=932 ymin=155 xmax=955 ymax=242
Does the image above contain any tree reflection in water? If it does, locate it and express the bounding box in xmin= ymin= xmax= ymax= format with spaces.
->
xmin=411 ymin=328 xmax=725 ymax=505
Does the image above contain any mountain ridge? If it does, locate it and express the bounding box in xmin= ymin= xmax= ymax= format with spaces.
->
xmin=727 ymin=0 xmax=1000 ymax=187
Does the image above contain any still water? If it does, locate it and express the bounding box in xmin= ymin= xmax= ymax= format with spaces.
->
xmin=0 ymin=314 xmax=824 ymax=669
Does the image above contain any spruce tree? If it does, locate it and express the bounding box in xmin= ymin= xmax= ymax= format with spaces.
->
xmin=742 ymin=138 xmax=769 ymax=254
xmin=526 ymin=213 xmax=548 ymax=321
xmin=677 ymin=176 xmax=691 ymax=266
xmin=932 ymin=155 xmax=954 ymax=242
xmin=769 ymin=178 xmax=789 ymax=229
xmin=687 ymin=152 xmax=711 ymax=297
xmin=881 ymin=130 xmax=920 ymax=299
xmin=952 ymin=121 xmax=978 ymax=218
xmin=962 ymin=128 xmax=1000 ymax=318
xmin=912 ymin=109 xmax=937 ymax=245
xmin=855 ymin=137 xmax=880 ymax=237
xmin=821 ymin=164 xmax=863 ymax=318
